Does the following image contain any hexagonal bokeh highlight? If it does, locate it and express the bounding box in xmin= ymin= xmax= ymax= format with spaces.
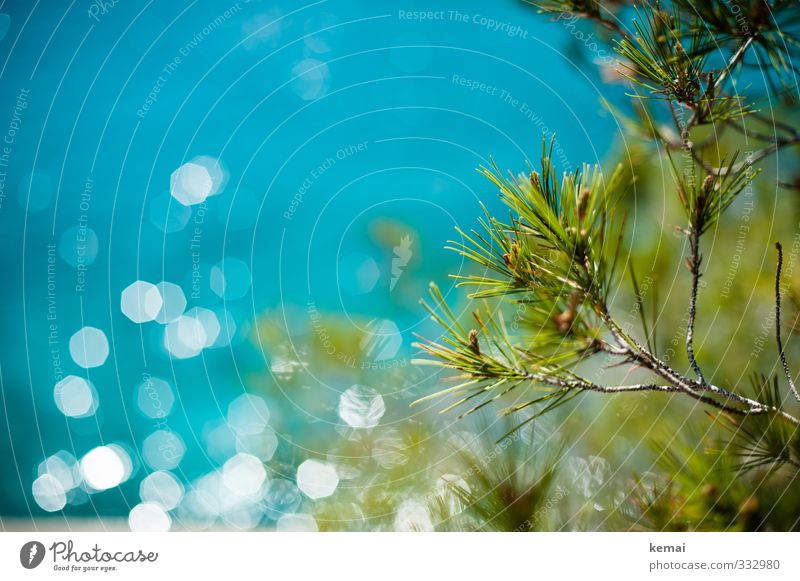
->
xmin=338 ymin=384 xmax=385 ymax=429
xmin=54 ymin=375 xmax=98 ymax=418
xmin=186 ymin=307 xmax=220 ymax=347
xmin=338 ymin=252 xmax=380 ymax=295
xmin=360 ymin=318 xmax=402 ymax=361
xmin=139 ymin=471 xmax=184 ymax=511
xmin=129 ymin=502 xmax=171 ymax=532
xmin=136 ymin=376 xmax=175 ymax=419
xmin=222 ymin=453 xmax=267 ymax=497
xmin=170 ymin=162 xmax=212 ymax=206
xmin=296 ymin=459 xmax=338 ymax=500
xmin=227 ymin=394 xmax=270 ymax=436
xmin=121 ymin=280 xmax=163 ymax=324
xmin=154 ymin=282 xmax=186 ymax=324
xmin=142 ymin=430 xmax=185 ymax=470
xmin=68 ymin=326 xmax=109 ymax=369
xmin=210 ymin=258 xmax=251 ymax=300
xmin=80 ymin=446 xmax=131 ymax=492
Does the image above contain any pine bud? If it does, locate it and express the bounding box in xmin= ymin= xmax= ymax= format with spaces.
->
xmin=739 ymin=496 xmax=759 ymax=515
xmin=468 ymin=329 xmax=480 ymax=354
xmin=554 ymin=293 xmax=580 ymax=333
xmin=700 ymin=483 xmax=717 ymax=497
xmin=702 ymin=174 xmax=714 ymax=194
xmin=530 ymin=171 xmax=541 ymax=193
xmin=578 ymin=187 xmax=590 ymax=222
xmin=553 ymin=310 xmax=574 ymax=332
xmin=503 ymin=243 xmax=519 ymax=270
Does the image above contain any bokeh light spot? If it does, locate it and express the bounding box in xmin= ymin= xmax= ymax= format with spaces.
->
xmin=263 ymin=479 xmax=302 ymax=520
xmin=121 ymin=280 xmax=163 ymax=324
xmin=68 ymin=327 xmax=109 ymax=369
xmin=296 ymin=459 xmax=338 ymax=499
xmin=32 ymin=474 xmax=67 ymax=512
xmin=235 ymin=429 xmax=278 ymax=462
xmin=360 ymin=319 xmax=402 ymax=361
xmin=222 ymin=453 xmax=267 ymax=497
xmin=80 ymin=446 xmax=129 ymax=491
xmin=37 ymin=451 xmax=81 ymax=492
xmin=142 ymin=430 xmax=185 ymax=470
xmin=227 ymin=394 xmax=270 ymax=436
xmin=290 ymin=58 xmax=330 ymax=100
xmin=59 ymin=225 xmax=99 ymax=268
xmin=186 ymin=307 xmax=220 ymax=347
xmin=149 ymin=193 xmax=192 ymax=233
xmin=136 ymin=376 xmax=175 ymax=419
xmin=54 ymin=375 xmax=98 ymax=418
xmin=210 ymin=258 xmax=251 ymax=300
xmin=339 ymin=253 xmax=380 ymax=295
xmin=190 ymin=155 xmax=227 ymax=197
xmin=170 ymin=162 xmax=212 ymax=206
xmin=140 ymin=471 xmax=184 ymax=511
xmin=338 ymin=384 xmax=385 ymax=429
xmin=129 ymin=502 xmax=172 ymax=532
xmin=154 ymin=282 xmax=187 ymax=324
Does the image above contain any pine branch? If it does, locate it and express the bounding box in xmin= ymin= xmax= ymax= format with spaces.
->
xmin=571 ymin=3 xmax=797 ymax=176
xmin=418 ymin=0 xmax=800 ymax=477
xmin=416 ymin=280 xmax=800 ymax=426
xmin=415 ymin=141 xmax=800 ymax=432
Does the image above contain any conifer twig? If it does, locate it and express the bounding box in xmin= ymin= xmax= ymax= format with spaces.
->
xmin=596 ymin=312 xmax=800 ymax=426
xmin=775 ymin=242 xmax=800 ymax=402
xmin=685 ymin=227 xmax=705 ymax=383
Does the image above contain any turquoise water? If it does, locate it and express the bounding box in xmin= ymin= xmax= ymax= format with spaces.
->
xmin=0 ymin=1 xmax=617 ymax=524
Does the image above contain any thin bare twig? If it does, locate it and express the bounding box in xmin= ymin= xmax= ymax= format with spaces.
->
xmin=685 ymin=228 xmax=705 ymax=383
xmin=595 ymin=303 xmax=800 ymax=425
xmin=775 ymin=242 xmax=800 ymax=401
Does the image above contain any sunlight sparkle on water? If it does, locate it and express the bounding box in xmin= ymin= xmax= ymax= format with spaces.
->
xmin=69 ymin=327 xmax=109 ymax=369
xmin=32 ymin=474 xmax=67 ymax=512
xmin=296 ymin=459 xmax=338 ymax=499
xmin=80 ymin=446 xmax=129 ymax=491
xmin=154 ymin=282 xmax=187 ymax=324
xmin=54 ymin=375 xmax=98 ymax=418
xmin=129 ymin=502 xmax=172 ymax=532
xmin=121 ymin=280 xmax=163 ymax=324
xmin=140 ymin=470 xmax=184 ymax=511
xmin=227 ymin=394 xmax=270 ymax=436
xmin=338 ymin=384 xmax=385 ymax=429
xmin=222 ymin=453 xmax=268 ymax=497
xmin=170 ymin=162 xmax=212 ymax=206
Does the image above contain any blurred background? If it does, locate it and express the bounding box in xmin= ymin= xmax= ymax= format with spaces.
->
xmin=1 ymin=0 xmax=798 ymax=532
